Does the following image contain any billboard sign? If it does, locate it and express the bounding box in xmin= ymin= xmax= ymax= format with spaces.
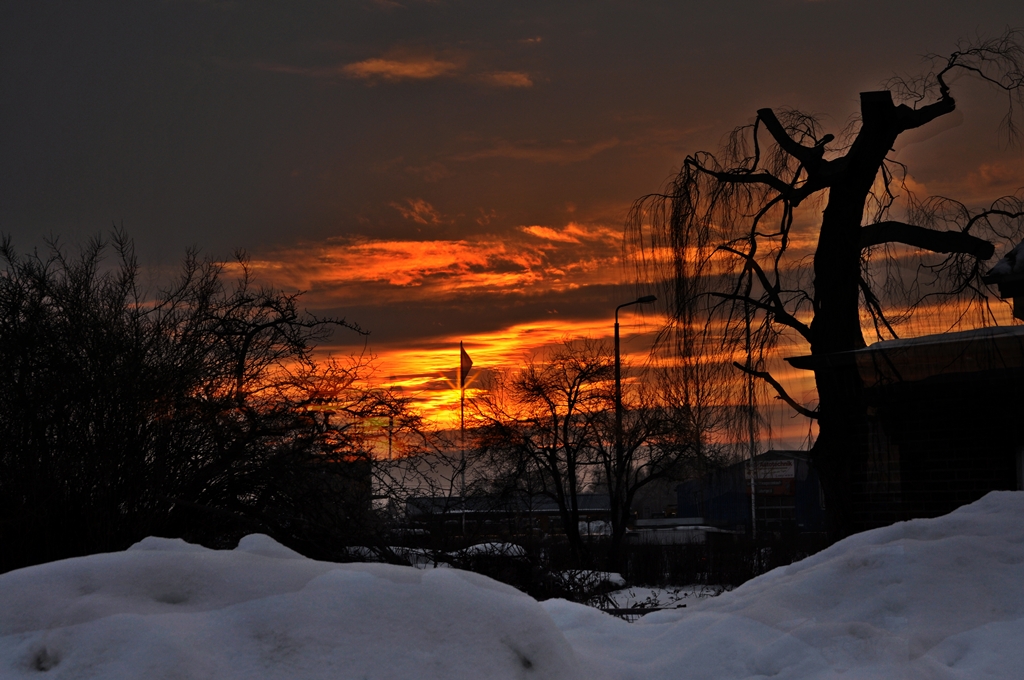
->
xmin=745 ymin=459 xmax=796 ymax=496
xmin=744 ymin=459 xmax=795 ymax=480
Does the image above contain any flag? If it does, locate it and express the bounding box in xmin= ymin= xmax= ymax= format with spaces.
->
xmin=460 ymin=341 xmax=473 ymax=389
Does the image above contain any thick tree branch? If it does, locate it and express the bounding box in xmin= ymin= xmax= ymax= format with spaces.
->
xmin=860 ymin=221 xmax=995 ymax=259
xmin=754 ymin=109 xmax=844 ymax=204
xmin=731 ymin=361 xmax=818 ymax=419
xmin=756 ymin=107 xmax=837 ymax=180
xmin=685 ymin=157 xmax=794 ymax=196
xmin=756 ymin=108 xmax=832 ymax=168
xmin=894 ymin=95 xmax=957 ymax=132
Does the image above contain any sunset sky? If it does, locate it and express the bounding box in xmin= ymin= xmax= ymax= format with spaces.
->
xmin=3 ymin=1 xmax=1022 ymax=440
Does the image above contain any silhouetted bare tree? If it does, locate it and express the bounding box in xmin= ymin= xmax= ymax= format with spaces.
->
xmin=472 ymin=341 xmax=611 ymax=566
xmin=473 ymin=339 xmax=699 ymax=569
xmin=590 ymin=374 xmax=699 ymax=571
xmin=628 ymin=32 xmax=1024 ymax=537
xmin=0 ymin=232 xmax=396 ymax=571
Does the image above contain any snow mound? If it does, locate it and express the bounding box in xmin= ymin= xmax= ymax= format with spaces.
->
xmin=0 ymin=537 xmax=587 ymax=680
xmin=545 ymin=490 xmax=1024 ymax=679
xmin=3 ymin=491 xmax=1023 ymax=679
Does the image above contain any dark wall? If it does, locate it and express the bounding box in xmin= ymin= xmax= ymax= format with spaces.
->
xmin=859 ymin=367 xmax=1022 ymax=528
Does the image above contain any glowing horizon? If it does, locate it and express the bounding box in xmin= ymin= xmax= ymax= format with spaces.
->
xmin=321 ymin=314 xmax=663 ymax=428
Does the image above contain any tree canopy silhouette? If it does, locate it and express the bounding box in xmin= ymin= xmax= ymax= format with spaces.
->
xmin=471 ymin=339 xmax=700 ymax=570
xmin=0 ymin=232 xmax=403 ymax=572
xmin=628 ymin=32 xmax=1024 ymax=536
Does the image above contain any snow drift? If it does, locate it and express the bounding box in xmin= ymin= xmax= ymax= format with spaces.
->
xmin=0 ymin=534 xmax=584 ymax=680
xmin=2 ymin=491 xmax=1023 ymax=679
xmin=546 ymin=490 xmax=1024 ymax=679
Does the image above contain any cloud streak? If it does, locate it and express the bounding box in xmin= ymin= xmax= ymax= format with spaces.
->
xmin=341 ymin=56 xmax=460 ymax=82
xmin=520 ymin=223 xmax=620 ymax=244
xmin=258 ymin=49 xmax=533 ymax=88
xmin=240 ymin=222 xmax=625 ymax=308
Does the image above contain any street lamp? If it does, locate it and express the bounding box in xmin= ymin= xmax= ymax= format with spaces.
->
xmin=614 ymin=295 xmax=657 ymax=463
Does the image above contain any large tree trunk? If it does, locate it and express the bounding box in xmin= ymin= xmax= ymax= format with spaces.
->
xmin=809 ymin=91 xmax=903 ymax=539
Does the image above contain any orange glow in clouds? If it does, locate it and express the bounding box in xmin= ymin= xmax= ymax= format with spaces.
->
xmin=238 ymin=213 xmax=1015 ymax=450
xmin=242 ymin=221 xmax=624 ymax=305
xmin=239 ymin=221 xmax=646 ymax=426
xmin=340 ymin=316 xmax=663 ymax=428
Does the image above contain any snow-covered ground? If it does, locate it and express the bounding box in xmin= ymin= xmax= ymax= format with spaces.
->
xmin=3 ymin=491 xmax=1024 ymax=679
xmin=591 ymin=583 xmax=730 ymax=610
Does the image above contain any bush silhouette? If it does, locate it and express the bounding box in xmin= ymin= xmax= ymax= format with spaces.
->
xmin=0 ymin=233 xmax=377 ymax=572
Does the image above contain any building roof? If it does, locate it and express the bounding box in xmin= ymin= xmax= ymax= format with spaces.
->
xmin=786 ymin=325 xmax=1024 ymax=385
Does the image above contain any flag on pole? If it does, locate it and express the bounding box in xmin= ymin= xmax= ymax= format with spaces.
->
xmin=460 ymin=342 xmax=473 ymax=389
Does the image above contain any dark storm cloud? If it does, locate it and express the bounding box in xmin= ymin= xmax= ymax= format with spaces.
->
xmin=2 ymin=0 xmax=1021 ymax=358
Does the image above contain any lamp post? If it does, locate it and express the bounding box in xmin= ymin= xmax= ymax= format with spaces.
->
xmin=614 ymin=295 xmax=657 ymax=464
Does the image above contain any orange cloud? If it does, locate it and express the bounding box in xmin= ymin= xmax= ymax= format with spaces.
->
xmin=261 ymin=50 xmax=534 ymax=89
xmin=357 ymin=311 xmax=825 ymax=439
xmin=254 ymin=57 xmax=457 ymax=82
xmin=311 ymin=239 xmax=542 ymax=289
xmin=239 ymin=224 xmax=625 ymax=306
xmin=520 ymin=222 xmax=621 ymax=245
xmin=967 ymin=160 xmax=1024 ymax=196
xmin=331 ymin=317 xmax=663 ymax=427
xmin=229 ymin=227 xmax=666 ymax=428
xmin=521 ymin=225 xmax=581 ymax=243
xmin=341 ymin=56 xmax=460 ymax=81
